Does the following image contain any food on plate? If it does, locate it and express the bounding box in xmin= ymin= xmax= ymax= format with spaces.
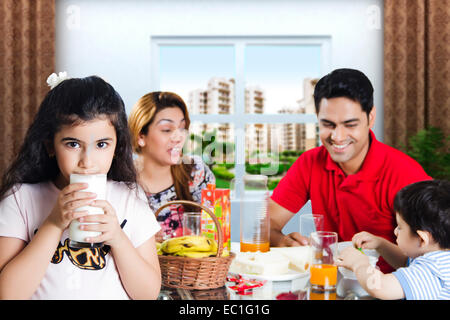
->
xmin=270 ymin=246 xmax=313 ymax=272
xmin=229 ymin=251 xmax=290 ymax=275
xmin=229 ymin=246 xmax=313 ymax=275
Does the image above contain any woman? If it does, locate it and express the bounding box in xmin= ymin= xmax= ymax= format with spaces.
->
xmin=128 ymin=92 xmax=215 ymax=240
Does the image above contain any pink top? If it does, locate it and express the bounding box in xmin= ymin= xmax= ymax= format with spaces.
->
xmin=0 ymin=181 xmax=160 ymax=300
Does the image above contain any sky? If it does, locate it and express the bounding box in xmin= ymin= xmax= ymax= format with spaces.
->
xmin=159 ymin=44 xmax=322 ymax=114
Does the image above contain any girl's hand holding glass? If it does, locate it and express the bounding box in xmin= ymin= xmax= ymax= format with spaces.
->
xmin=77 ymin=199 xmax=124 ymax=247
xmin=47 ymin=182 xmax=97 ymax=231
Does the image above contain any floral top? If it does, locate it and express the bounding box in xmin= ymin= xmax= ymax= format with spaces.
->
xmin=144 ymin=156 xmax=215 ymax=239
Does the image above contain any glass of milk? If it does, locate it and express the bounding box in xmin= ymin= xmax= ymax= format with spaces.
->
xmin=69 ymin=173 xmax=107 ymax=248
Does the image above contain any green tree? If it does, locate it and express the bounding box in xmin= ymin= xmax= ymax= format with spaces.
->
xmin=406 ymin=126 xmax=450 ymax=179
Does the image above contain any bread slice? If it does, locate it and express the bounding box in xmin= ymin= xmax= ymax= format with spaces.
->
xmin=229 ymin=251 xmax=290 ymax=275
xmin=270 ymin=246 xmax=313 ymax=272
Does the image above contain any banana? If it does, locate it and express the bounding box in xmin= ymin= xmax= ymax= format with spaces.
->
xmin=209 ymin=238 xmax=218 ymax=253
xmin=158 ymin=236 xmax=230 ymax=258
xmin=160 ymin=236 xmax=214 ymax=254
xmin=174 ymin=248 xmax=229 ymax=258
xmin=174 ymin=250 xmax=217 ymax=258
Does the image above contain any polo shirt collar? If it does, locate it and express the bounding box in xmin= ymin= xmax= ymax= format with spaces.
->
xmin=325 ymin=130 xmax=384 ymax=181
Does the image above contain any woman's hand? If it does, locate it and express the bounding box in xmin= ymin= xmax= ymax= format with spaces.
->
xmin=352 ymin=231 xmax=383 ymax=250
xmin=46 ymin=183 xmax=96 ymax=231
xmin=77 ymin=200 xmax=126 ymax=248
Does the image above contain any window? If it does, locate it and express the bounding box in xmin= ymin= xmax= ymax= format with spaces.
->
xmin=151 ymin=36 xmax=331 ymax=196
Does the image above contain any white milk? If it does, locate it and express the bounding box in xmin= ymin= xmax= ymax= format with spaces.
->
xmin=69 ymin=174 xmax=106 ymax=247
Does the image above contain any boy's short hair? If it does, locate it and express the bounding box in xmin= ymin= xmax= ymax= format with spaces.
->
xmin=313 ymin=68 xmax=374 ymax=117
xmin=394 ymin=180 xmax=450 ymax=249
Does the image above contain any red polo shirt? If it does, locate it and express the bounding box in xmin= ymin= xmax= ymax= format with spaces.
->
xmin=271 ymin=130 xmax=432 ymax=273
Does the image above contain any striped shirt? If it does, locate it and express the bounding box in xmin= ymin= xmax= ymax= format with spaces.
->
xmin=393 ymin=251 xmax=450 ymax=300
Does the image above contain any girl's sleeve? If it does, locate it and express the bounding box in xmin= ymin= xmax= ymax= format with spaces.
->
xmin=0 ymin=190 xmax=29 ymax=242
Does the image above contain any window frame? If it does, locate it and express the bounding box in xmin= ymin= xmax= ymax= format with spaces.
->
xmin=150 ymin=35 xmax=331 ymax=197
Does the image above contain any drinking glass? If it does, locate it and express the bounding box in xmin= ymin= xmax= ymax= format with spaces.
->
xmin=309 ymin=231 xmax=338 ymax=292
xmin=182 ymin=212 xmax=201 ymax=236
xmin=300 ymin=213 xmax=324 ymax=238
xmin=69 ymin=174 xmax=106 ymax=248
xmin=240 ymin=175 xmax=270 ymax=252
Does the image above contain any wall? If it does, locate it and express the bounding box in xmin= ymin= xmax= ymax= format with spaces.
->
xmin=56 ymin=0 xmax=384 ymax=240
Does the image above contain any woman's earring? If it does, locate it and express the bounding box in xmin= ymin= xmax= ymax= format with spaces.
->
xmin=138 ymin=140 xmax=145 ymax=147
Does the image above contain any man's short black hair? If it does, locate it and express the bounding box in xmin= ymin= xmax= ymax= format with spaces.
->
xmin=313 ymin=68 xmax=374 ymax=117
xmin=394 ymin=180 xmax=450 ymax=249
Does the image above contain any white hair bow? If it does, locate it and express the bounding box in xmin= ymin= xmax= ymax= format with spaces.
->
xmin=46 ymin=71 xmax=69 ymax=89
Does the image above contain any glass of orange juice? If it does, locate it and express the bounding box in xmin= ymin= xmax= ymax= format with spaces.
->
xmin=239 ymin=175 xmax=270 ymax=252
xmin=309 ymin=231 xmax=338 ymax=292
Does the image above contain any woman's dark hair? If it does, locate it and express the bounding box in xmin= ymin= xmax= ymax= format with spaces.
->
xmin=313 ymin=68 xmax=374 ymax=118
xmin=394 ymin=180 xmax=450 ymax=249
xmin=0 ymin=75 xmax=137 ymax=199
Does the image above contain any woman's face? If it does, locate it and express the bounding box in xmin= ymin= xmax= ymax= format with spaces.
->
xmin=138 ymin=107 xmax=187 ymax=167
xmin=52 ymin=117 xmax=117 ymax=187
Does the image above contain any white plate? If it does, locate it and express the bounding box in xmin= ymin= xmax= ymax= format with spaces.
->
xmin=228 ymin=242 xmax=310 ymax=281
xmin=228 ymin=269 xmax=309 ymax=282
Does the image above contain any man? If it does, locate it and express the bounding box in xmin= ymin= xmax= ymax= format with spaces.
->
xmin=269 ymin=68 xmax=431 ymax=273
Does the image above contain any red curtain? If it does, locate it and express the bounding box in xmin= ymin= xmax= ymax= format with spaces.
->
xmin=384 ymin=0 xmax=450 ymax=149
xmin=0 ymin=0 xmax=55 ymax=177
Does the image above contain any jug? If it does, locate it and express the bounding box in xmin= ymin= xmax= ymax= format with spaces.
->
xmin=239 ymin=174 xmax=270 ymax=252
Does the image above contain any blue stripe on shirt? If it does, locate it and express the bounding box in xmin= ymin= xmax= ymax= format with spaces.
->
xmin=392 ymin=250 xmax=450 ymax=300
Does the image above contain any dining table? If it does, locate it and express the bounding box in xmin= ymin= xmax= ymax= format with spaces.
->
xmin=157 ymin=243 xmax=377 ymax=301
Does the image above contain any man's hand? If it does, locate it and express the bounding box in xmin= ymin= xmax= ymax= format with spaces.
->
xmin=275 ymin=232 xmax=309 ymax=247
xmin=269 ymin=199 xmax=310 ymax=247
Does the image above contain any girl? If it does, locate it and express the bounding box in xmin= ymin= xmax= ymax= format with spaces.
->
xmin=0 ymin=75 xmax=161 ymax=299
xmin=128 ymin=92 xmax=215 ymax=240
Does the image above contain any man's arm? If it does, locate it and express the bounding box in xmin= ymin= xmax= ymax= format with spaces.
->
xmin=268 ymin=199 xmax=308 ymax=247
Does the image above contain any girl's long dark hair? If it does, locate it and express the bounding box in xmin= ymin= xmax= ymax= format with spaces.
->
xmin=0 ymin=76 xmax=137 ymax=200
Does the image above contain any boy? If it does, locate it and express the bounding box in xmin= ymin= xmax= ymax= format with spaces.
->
xmin=337 ymin=180 xmax=450 ymax=300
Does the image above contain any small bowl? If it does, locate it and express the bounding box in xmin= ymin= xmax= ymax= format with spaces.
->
xmin=337 ymin=241 xmax=379 ymax=280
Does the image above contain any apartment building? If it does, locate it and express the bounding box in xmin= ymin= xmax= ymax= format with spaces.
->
xmin=188 ymin=77 xmax=235 ymax=163
xmin=187 ymin=77 xmax=318 ymax=160
xmin=274 ymin=78 xmax=319 ymax=153
xmin=296 ymin=78 xmax=319 ymax=151
xmin=188 ymin=78 xmax=269 ymax=162
xmin=245 ymin=86 xmax=268 ymax=162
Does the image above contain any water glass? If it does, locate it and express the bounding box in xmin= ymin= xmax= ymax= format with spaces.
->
xmin=300 ymin=213 xmax=324 ymax=238
xmin=182 ymin=212 xmax=201 ymax=236
xmin=309 ymin=231 xmax=338 ymax=292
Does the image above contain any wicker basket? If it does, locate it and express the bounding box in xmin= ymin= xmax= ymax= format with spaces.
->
xmin=155 ymin=200 xmax=235 ymax=290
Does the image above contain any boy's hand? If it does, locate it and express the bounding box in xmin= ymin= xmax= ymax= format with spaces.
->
xmin=47 ymin=183 xmax=96 ymax=231
xmin=336 ymin=247 xmax=369 ymax=272
xmin=352 ymin=231 xmax=382 ymax=250
xmin=76 ymin=200 xmax=126 ymax=248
